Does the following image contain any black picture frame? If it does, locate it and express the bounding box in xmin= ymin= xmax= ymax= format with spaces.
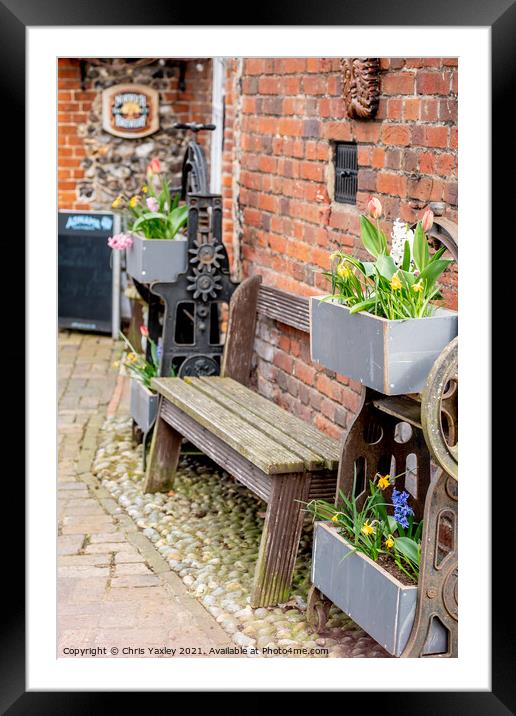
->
xmin=4 ymin=0 xmax=511 ymax=707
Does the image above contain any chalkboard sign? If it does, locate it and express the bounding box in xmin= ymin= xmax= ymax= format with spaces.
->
xmin=58 ymin=210 xmax=120 ymax=334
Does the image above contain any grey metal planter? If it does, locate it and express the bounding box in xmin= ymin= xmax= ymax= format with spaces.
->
xmin=130 ymin=378 xmax=159 ymax=434
xmin=312 ymin=522 xmax=447 ymax=656
xmin=310 ymin=296 xmax=458 ymax=395
xmin=125 ymin=233 xmax=187 ymax=284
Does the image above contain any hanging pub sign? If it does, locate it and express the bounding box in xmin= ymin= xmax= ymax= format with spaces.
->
xmin=102 ymin=83 xmax=160 ymax=139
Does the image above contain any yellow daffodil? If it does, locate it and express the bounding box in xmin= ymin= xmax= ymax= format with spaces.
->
xmin=111 ymin=195 xmax=123 ymax=209
xmin=377 ymin=474 xmax=391 ymax=490
xmin=361 ymin=520 xmax=375 ymax=536
xmin=385 ymin=535 xmax=395 ymax=549
xmin=331 ymin=514 xmax=340 ymax=523
xmin=390 ymin=272 xmax=402 ymax=291
xmin=412 ymin=280 xmax=424 ymax=293
xmin=126 ymin=352 xmax=138 ymax=364
xmin=129 ymin=195 xmax=140 ymax=209
xmin=141 ymin=185 xmax=149 ymax=193
xmin=337 ymin=261 xmax=352 ymax=280
xmin=112 ymin=360 xmax=120 ymax=369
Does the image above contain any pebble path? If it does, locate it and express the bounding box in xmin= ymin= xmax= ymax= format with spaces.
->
xmin=95 ymin=415 xmax=389 ymax=658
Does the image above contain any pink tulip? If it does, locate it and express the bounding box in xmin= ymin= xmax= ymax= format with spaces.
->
xmin=146 ymin=197 xmax=159 ymax=212
xmin=140 ymin=324 xmax=149 ymax=337
xmin=107 ymin=233 xmax=133 ymax=250
xmin=421 ymin=209 xmax=434 ymax=233
xmin=367 ymin=197 xmax=382 ymax=219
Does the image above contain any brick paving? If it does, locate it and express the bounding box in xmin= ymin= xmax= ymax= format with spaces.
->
xmin=58 ymin=331 xmax=232 ymax=657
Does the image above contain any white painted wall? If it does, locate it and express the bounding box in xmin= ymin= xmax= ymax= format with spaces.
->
xmin=210 ymin=57 xmax=225 ymax=194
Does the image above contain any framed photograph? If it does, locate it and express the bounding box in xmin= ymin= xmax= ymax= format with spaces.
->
xmin=3 ymin=0 xmax=511 ymax=705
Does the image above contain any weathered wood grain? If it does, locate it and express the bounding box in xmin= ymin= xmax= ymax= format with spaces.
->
xmin=256 ymin=285 xmax=310 ymax=333
xmin=185 ymin=377 xmax=328 ymax=470
xmin=372 ymin=395 xmax=423 ymax=429
xmin=221 ymin=275 xmax=262 ymax=386
xmin=159 ymin=399 xmax=273 ymax=503
xmin=151 ymin=377 xmax=305 ymax=474
xmin=144 ymin=398 xmax=182 ymax=493
xmin=251 ymin=473 xmax=312 ymax=607
xmin=200 ymin=377 xmax=340 ymax=469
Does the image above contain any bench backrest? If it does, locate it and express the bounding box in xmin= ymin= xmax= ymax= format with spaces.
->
xmin=221 ymin=276 xmax=310 ymax=387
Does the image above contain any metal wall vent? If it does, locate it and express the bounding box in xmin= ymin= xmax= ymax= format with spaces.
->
xmin=334 ymin=142 xmax=358 ymax=204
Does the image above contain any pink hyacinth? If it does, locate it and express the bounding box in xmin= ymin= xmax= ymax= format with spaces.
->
xmin=107 ymin=233 xmax=133 ymax=250
xmin=146 ymin=197 xmax=159 ymax=212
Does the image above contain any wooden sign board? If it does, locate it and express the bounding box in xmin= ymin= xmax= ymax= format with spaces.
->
xmin=102 ymin=83 xmax=160 ymax=139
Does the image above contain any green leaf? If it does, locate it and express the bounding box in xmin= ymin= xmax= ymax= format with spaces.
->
xmin=412 ymin=222 xmax=430 ymax=271
xmin=375 ymin=254 xmax=397 ymax=280
xmin=362 ymin=261 xmax=376 ymax=277
xmin=396 ymin=269 xmax=416 ymax=289
xmin=360 ymin=216 xmax=386 ymax=258
xmin=401 ymin=240 xmax=411 ymax=271
xmin=419 ymin=258 xmax=453 ymax=288
xmin=414 ymin=520 xmax=424 ymax=541
xmin=429 ymin=245 xmax=448 ymax=263
xmin=132 ymin=212 xmax=168 ymax=232
xmin=167 ymin=205 xmax=189 ymax=238
xmin=394 ymin=536 xmax=420 ymax=566
xmin=150 ymin=339 xmax=159 ymax=369
xmin=349 ymin=298 xmax=376 ymax=314
xmin=386 ymin=515 xmax=398 ymax=534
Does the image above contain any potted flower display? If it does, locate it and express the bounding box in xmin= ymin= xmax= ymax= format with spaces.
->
xmin=309 ymin=199 xmax=458 ymax=394
xmin=119 ymin=325 xmax=163 ymax=434
xmin=306 ymin=473 xmax=446 ymax=656
xmin=108 ymin=158 xmax=189 ymax=284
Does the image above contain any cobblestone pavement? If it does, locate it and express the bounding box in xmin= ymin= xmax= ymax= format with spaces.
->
xmin=58 ymin=331 xmax=233 ymax=657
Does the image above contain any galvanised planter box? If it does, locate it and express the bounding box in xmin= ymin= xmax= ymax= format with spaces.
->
xmin=130 ymin=378 xmax=159 ymax=434
xmin=125 ymin=233 xmax=187 ymax=284
xmin=312 ymin=522 xmax=447 ymax=656
xmin=310 ymin=296 xmax=458 ymax=395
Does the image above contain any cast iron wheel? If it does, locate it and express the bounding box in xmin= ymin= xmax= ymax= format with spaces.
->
xmin=421 ymin=337 xmax=458 ymax=480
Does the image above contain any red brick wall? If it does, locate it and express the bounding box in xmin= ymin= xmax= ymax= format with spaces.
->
xmin=58 ymin=59 xmax=91 ymax=210
xmin=58 ymin=59 xmax=213 ymax=210
xmin=222 ymin=57 xmax=458 ymax=440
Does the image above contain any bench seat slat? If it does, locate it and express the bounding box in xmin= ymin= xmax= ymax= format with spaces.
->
xmin=198 ymin=377 xmax=340 ymax=469
xmin=184 ymin=377 xmax=328 ymax=470
xmin=151 ymin=378 xmax=306 ymax=475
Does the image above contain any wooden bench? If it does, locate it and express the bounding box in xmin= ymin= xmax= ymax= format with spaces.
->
xmin=144 ymin=276 xmax=339 ymax=607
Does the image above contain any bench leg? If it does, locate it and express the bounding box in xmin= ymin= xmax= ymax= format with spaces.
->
xmin=251 ymin=473 xmax=311 ymax=608
xmin=143 ymin=408 xmax=182 ymax=494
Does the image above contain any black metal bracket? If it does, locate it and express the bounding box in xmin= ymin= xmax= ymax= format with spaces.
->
xmin=150 ymin=193 xmax=238 ymax=379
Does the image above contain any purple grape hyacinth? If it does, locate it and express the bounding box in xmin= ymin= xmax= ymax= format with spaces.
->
xmin=392 ymin=489 xmax=414 ymax=529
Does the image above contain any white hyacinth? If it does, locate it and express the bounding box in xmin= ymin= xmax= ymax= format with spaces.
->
xmin=390 ymin=219 xmax=414 ymax=267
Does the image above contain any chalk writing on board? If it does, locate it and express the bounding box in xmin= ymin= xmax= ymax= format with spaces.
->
xmin=65 ymin=214 xmax=113 ymax=232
